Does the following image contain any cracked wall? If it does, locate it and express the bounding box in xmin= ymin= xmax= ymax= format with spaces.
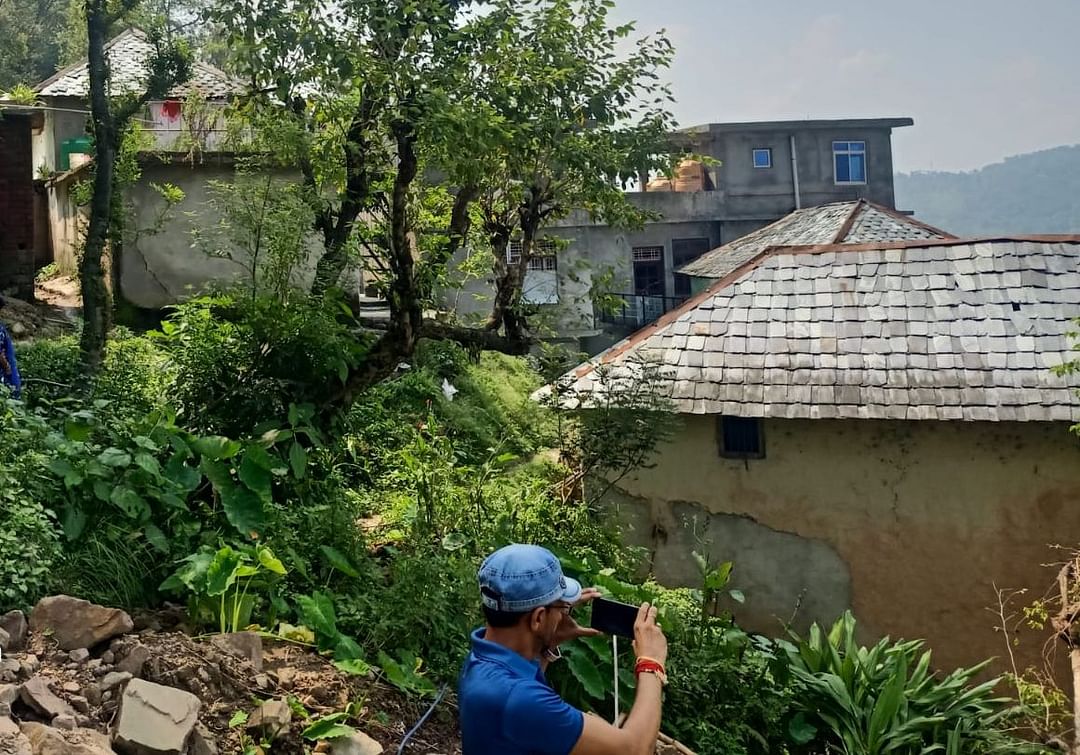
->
xmin=609 ymin=415 xmax=1080 ymax=673
xmin=120 ymin=164 xmax=325 ymax=309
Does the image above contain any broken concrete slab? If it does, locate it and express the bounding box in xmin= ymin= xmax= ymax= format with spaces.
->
xmin=207 ymin=632 xmax=262 ymax=671
xmin=113 ymin=679 xmax=199 ymax=755
xmin=116 ymin=645 xmax=151 ymax=678
xmin=329 ymin=731 xmax=384 ymax=755
xmin=29 ymin=596 xmax=133 ymax=651
xmin=19 ymin=677 xmax=75 ymax=719
xmin=247 ymin=698 xmax=291 ymax=738
xmin=19 ymin=722 xmax=114 ymax=755
xmin=0 ymin=612 xmax=26 ymax=651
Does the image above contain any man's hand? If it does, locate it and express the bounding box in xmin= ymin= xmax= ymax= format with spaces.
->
xmin=632 ymin=602 xmax=667 ymax=666
xmin=551 ymin=587 xmax=602 ymax=647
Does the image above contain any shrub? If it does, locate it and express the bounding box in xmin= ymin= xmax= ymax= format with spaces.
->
xmin=0 ymin=398 xmax=61 ymax=610
xmin=153 ymin=293 xmax=366 ymax=435
xmin=783 ymin=612 xmax=1035 ymax=755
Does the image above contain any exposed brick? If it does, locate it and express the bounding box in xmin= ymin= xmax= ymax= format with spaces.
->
xmin=0 ymin=113 xmax=36 ymax=300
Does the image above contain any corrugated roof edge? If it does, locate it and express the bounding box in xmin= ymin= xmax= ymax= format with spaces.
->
xmin=565 ymin=234 xmax=1080 ymax=382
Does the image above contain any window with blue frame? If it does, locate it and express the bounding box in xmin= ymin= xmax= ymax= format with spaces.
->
xmin=833 ymin=140 xmax=867 ymax=184
xmin=752 ymin=148 xmax=772 ymax=169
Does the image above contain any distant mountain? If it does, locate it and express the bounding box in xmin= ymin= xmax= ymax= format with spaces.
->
xmin=894 ymin=145 xmax=1080 ymax=236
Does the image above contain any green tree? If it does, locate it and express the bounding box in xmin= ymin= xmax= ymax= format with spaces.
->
xmin=0 ymin=0 xmax=67 ymax=89
xmin=443 ymin=0 xmax=680 ymax=345
xmin=80 ymin=13 xmax=189 ymax=368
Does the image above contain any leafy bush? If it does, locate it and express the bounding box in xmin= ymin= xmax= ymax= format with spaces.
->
xmin=0 ymin=398 xmax=61 ymax=610
xmin=783 ymin=612 xmax=1035 ymax=755
xmin=153 ymin=293 xmax=366 ymax=435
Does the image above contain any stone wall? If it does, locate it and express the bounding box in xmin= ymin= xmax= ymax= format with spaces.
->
xmin=611 ymin=415 xmax=1080 ymax=674
xmin=0 ymin=114 xmax=36 ymax=300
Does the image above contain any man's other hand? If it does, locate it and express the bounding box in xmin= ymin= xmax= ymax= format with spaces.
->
xmin=632 ymin=602 xmax=667 ymax=666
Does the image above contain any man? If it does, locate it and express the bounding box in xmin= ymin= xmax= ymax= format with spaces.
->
xmin=0 ymin=297 xmax=21 ymax=398
xmin=459 ymin=544 xmax=667 ymax=755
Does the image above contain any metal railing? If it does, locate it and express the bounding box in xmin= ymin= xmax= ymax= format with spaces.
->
xmin=595 ymin=293 xmax=689 ymax=329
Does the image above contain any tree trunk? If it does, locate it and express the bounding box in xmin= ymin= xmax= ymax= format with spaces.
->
xmin=80 ymin=1 xmax=115 ymax=370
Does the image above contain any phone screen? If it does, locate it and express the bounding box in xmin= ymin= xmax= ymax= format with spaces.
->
xmin=589 ymin=597 xmax=638 ymax=639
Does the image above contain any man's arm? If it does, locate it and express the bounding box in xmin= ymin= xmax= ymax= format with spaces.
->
xmin=569 ymin=603 xmax=667 ymax=755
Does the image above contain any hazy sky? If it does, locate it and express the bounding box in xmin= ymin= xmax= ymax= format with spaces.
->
xmin=611 ymin=0 xmax=1080 ymax=173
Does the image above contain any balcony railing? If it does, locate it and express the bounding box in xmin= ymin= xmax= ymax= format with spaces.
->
xmin=595 ymin=293 xmax=689 ymax=330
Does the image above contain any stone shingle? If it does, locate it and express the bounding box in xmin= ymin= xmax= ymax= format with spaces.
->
xmin=36 ymin=29 xmax=242 ymax=99
xmin=558 ymin=238 xmax=1080 ymax=423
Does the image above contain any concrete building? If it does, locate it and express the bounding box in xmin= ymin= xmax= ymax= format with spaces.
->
xmin=550 ymin=235 xmax=1080 ymax=675
xmin=450 ymin=118 xmax=914 ymax=353
xmin=24 ymin=29 xmax=295 ymax=309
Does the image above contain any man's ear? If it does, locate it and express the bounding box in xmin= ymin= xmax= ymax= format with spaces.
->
xmin=527 ymin=606 xmax=546 ymax=632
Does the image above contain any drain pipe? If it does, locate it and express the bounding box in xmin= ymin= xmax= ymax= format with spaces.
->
xmin=789 ymin=134 xmax=802 ymax=209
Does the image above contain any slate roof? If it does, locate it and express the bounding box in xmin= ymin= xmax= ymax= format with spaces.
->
xmin=35 ymin=28 xmax=242 ymax=100
xmin=678 ymin=200 xmax=953 ymax=279
xmin=554 ymin=237 xmax=1080 ymax=422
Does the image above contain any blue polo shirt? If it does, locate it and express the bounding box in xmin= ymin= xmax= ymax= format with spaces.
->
xmin=459 ymin=628 xmax=584 ymax=755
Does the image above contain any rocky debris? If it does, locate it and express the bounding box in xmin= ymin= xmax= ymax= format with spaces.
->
xmin=114 ymin=679 xmax=200 ymax=755
xmin=19 ymin=721 xmax=114 ymax=755
xmin=0 ymin=660 xmax=19 ymax=684
xmin=29 ymin=597 xmax=133 ymax=651
xmin=328 ymin=731 xmax=384 ymax=755
xmin=116 ymin=645 xmax=150 ymax=679
xmin=0 ymin=717 xmax=19 ymax=736
xmin=51 ymin=714 xmax=76 ymax=730
xmin=275 ymin=666 xmax=297 ymax=689
xmin=0 ymin=629 xmax=9 ymax=653
xmin=0 ymin=731 xmax=32 ymax=755
xmin=0 ymin=612 xmax=28 ymax=652
xmin=19 ymin=677 xmax=75 ymax=720
xmin=208 ymin=632 xmax=263 ymax=671
xmin=100 ymin=671 xmax=132 ymax=692
xmin=0 ymin=595 xmax=464 ymax=754
xmin=188 ymin=725 xmax=217 ymax=755
xmin=247 ymin=698 xmax=292 ymax=738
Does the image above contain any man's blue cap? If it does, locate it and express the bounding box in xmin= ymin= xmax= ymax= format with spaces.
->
xmin=478 ymin=544 xmax=582 ymax=613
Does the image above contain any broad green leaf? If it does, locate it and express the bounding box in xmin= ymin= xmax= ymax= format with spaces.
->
xmin=165 ymin=454 xmax=202 ymax=492
xmin=320 ymin=545 xmax=359 ymax=578
xmin=191 ymin=435 xmax=243 ymax=460
xmin=228 ymin=710 xmax=248 ymax=728
xmin=239 ymin=448 xmax=273 ymax=499
xmin=334 ymin=635 xmax=364 ymax=662
xmin=110 ymin=487 xmax=150 ymax=521
xmin=257 ymin=546 xmax=287 ymax=575
xmin=564 ymin=645 xmax=607 ymax=700
xmin=729 ymin=589 xmax=745 ymax=604
xmin=205 ymin=547 xmax=244 ymax=596
xmin=64 ymin=419 xmax=92 ymax=442
xmin=143 ymin=523 xmax=169 ymax=553
xmin=98 ymin=447 xmax=132 ymax=467
xmin=219 ymin=483 xmax=266 ymax=538
xmin=289 ymin=442 xmax=308 ymax=479
xmin=296 ymin=591 xmax=339 ymax=651
xmin=301 ymin=713 xmax=353 ymax=741
xmin=60 ymin=505 xmax=87 ymax=541
xmin=160 ymin=547 xmax=215 ymax=593
xmin=333 ymin=659 xmax=373 ymax=677
xmin=788 ymin=712 xmax=817 ymax=745
xmin=134 ymin=453 xmax=161 ymax=476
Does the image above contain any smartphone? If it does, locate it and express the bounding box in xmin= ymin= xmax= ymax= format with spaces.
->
xmin=590 ymin=597 xmax=638 ymax=639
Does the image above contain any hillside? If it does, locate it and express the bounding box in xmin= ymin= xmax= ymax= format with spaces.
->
xmin=895 ymin=145 xmax=1080 ymax=236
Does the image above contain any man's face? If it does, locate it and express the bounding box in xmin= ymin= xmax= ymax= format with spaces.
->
xmin=531 ymin=601 xmax=571 ymax=646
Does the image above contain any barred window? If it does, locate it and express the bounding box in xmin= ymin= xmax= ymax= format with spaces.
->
xmin=507 ymin=239 xmax=558 ymax=270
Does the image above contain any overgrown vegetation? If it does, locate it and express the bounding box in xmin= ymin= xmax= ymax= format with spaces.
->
xmin=2 ymin=300 xmax=1045 ymax=754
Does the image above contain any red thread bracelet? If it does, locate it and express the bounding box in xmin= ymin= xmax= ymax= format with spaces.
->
xmin=634 ymin=659 xmax=668 ymax=685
